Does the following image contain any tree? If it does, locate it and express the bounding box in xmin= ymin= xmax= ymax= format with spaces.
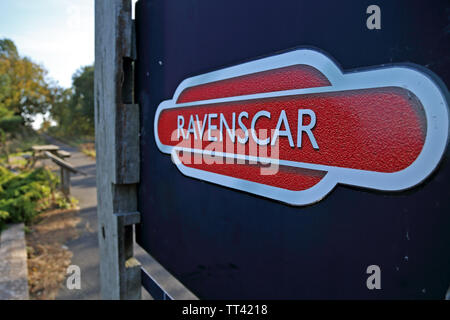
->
xmin=0 ymin=38 xmax=53 ymax=124
xmin=0 ymin=39 xmax=95 ymax=139
xmin=0 ymin=39 xmax=18 ymax=59
xmin=47 ymin=86 xmax=72 ymax=133
xmin=0 ymin=38 xmax=56 ymax=161
xmin=49 ymin=65 xmax=94 ymax=136
xmin=70 ymin=65 xmax=94 ymax=134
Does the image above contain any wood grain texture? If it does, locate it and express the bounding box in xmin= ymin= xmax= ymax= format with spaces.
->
xmin=94 ymin=0 xmax=141 ymax=300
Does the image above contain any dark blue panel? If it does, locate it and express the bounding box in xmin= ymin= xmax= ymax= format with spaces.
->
xmin=135 ymin=0 xmax=450 ymax=299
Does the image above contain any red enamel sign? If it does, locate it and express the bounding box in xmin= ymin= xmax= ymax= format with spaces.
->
xmin=154 ymin=49 xmax=449 ymax=205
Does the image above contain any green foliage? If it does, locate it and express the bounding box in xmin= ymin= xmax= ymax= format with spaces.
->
xmin=0 ymin=39 xmax=18 ymax=58
xmin=0 ymin=38 xmax=53 ymax=124
xmin=0 ymin=126 xmax=46 ymax=163
xmin=55 ymin=193 xmax=78 ymax=210
xmin=72 ymin=65 xmax=94 ymax=125
xmin=0 ymin=115 xmax=22 ymax=132
xmin=0 ymin=38 xmax=82 ymax=231
xmin=48 ymin=65 xmax=94 ymax=137
xmin=0 ymin=38 xmax=56 ymax=162
xmin=0 ymin=210 xmax=9 ymax=231
xmin=7 ymin=127 xmax=46 ymax=154
xmin=0 ymin=39 xmax=95 ymax=140
xmin=0 ymin=165 xmax=59 ymax=230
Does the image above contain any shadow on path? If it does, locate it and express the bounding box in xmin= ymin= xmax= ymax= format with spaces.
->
xmin=41 ymin=136 xmax=100 ymax=300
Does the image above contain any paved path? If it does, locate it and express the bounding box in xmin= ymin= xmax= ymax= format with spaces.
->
xmin=42 ymin=136 xmax=182 ymax=300
xmin=41 ymin=136 xmax=100 ymax=300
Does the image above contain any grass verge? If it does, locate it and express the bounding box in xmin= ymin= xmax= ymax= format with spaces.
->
xmin=79 ymin=142 xmax=96 ymax=158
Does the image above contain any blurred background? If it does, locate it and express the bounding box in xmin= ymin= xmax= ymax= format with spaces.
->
xmin=0 ymin=0 xmax=95 ymax=147
xmin=0 ymin=0 xmax=135 ymax=300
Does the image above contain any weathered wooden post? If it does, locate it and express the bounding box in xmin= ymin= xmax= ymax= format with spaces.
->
xmin=95 ymin=0 xmax=141 ymax=299
xmin=60 ymin=167 xmax=70 ymax=198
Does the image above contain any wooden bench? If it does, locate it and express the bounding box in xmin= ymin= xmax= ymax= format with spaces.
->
xmin=44 ymin=151 xmax=85 ymax=198
xmin=31 ymin=144 xmax=60 ymax=157
xmin=56 ymin=150 xmax=71 ymax=159
xmin=29 ymin=145 xmax=60 ymax=168
xmin=28 ymin=145 xmax=71 ymax=167
xmin=27 ymin=145 xmax=79 ymax=198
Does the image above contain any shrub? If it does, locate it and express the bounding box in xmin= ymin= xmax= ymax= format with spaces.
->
xmin=0 ymin=165 xmax=59 ymax=230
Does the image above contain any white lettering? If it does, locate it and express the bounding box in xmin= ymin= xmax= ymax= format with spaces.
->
xmin=208 ymin=113 xmax=218 ymax=142
xmin=297 ymin=109 xmax=319 ymax=150
xmin=196 ymin=114 xmax=207 ymax=140
xmin=237 ymin=111 xmax=249 ymax=144
xmin=251 ymin=110 xmax=271 ymax=146
xmin=187 ymin=115 xmax=197 ymax=140
xmin=220 ymin=113 xmax=236 ymax=143
xmin=271 ymin=110 xmax=294 ymax=147
xmin=177 ymin=115 xmax=185 ymax=140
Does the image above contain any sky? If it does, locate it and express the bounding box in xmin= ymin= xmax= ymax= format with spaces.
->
xmin=0 ymin=0 xmax=137 ymax=88
xmin=0 ymin=0 xmax=95 ymax=88
xmin=0 ymin=0 xmax=137 ymax=128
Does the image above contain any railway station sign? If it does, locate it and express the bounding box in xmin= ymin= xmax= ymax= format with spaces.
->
xmin=135 ymin=0 xmax=450 ymax=299
xmin=154 ymin=49 xmax=448 ymax=205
